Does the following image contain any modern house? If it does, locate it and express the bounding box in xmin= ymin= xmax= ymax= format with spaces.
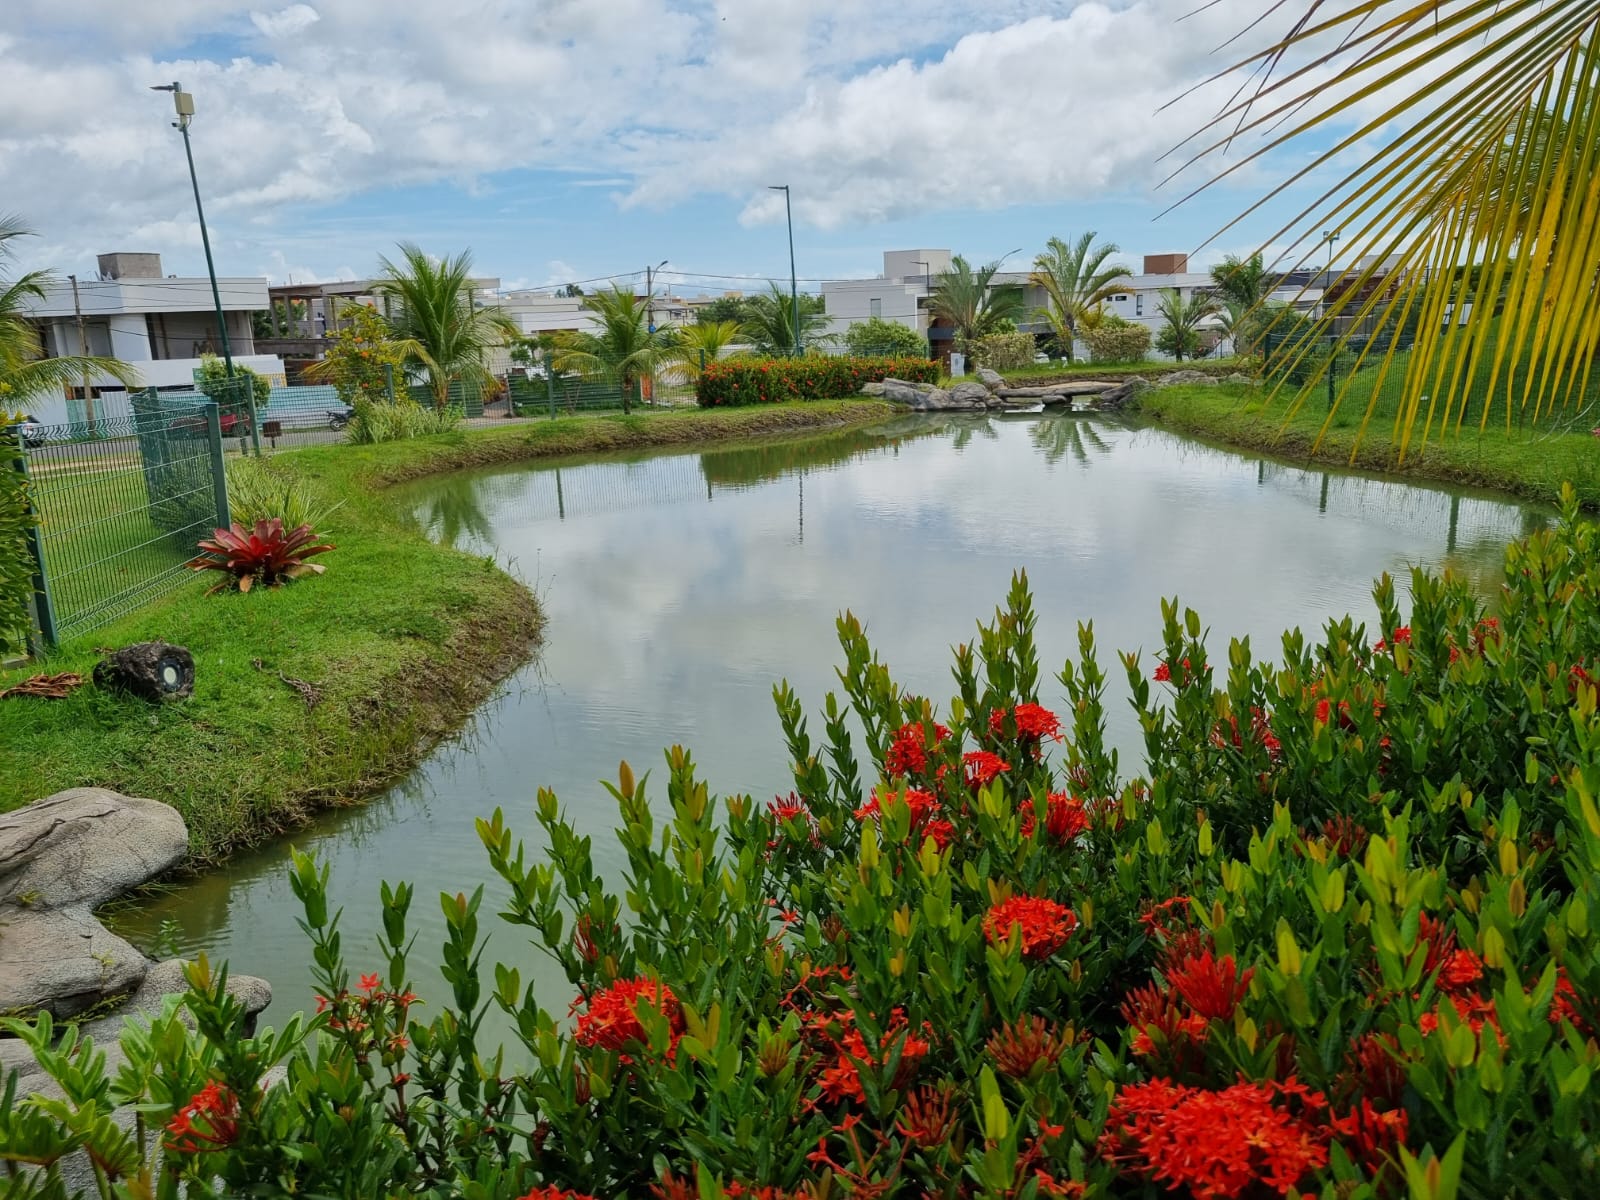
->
xmin=819 ymin=250 xmax=953 ymax=342
xmin=18 ymin=252 xmax=283 ymax=425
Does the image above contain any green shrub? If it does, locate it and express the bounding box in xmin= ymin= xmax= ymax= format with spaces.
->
xmin=226 ymin=456 xmax=342 ymax=533
xmin=0 ymin=418 xmax=33 ymax=656
xmin=347 ymin=400 xmax=462 ymax=443
xmin=697 ymin=356 xmax=938 ymax=406
xmin=969 ymin=332 xmax=1037 ymax=372
xmin=842 ymin=318 xmax=928 ymax=359
xmin=195 ymin=354 xmax=272 ymax=414
xmin=1082 ymin=322 xmax=1152 ymax=364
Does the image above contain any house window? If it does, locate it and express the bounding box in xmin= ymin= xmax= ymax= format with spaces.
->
xmin=1135 ymin=294 xmax=1144 ymax=316
xmin=869 ymin=298 xmax=882 ymax=318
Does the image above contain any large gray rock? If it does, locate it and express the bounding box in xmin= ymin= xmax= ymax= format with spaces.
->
xmin=0 ymin=908 xmax=149 ymax=1017
xmin=949 ymin=381 xmax=994 ymax=408
xmin=1 ymin=788 xmax=188 ymax=909
xmin=1153 ymin=369 xmax=1214 ymax=387
xmin=976 ymin=367 xmax=1005 ymax=392
xmin=881 ymin=377 xmax=932 ymax=406
xmin=859 ymin=380 xmax=887 ymax=397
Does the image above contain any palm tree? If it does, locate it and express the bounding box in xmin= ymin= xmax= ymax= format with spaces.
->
xmin=927 ymin=256 xmax=1024 ymax=352
xmin=1185 ymin=3 xmax=1600 ymax=455
xmin=1 ymin=219 xmax=139 ymax=410
xmin=1153 ymin=289 xmax=1220 ymax=362
xmin=1029 ymin=234 xmax=1130 ymax=363
xmin=671 ymin=320 xmax=745 ymax=379
xmin=375 ymin=243 xmax=517 ymax=410
xmin=552 ymin=285 xmax=673 ymax=415
xmin=1209 ymin=254 xmax=1271 ymax=358
xmin=741 ymin=284 xmax=833 ymax=356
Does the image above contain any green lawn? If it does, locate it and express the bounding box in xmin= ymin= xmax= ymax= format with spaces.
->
xmin=0 ymin=399 xmax=894 ymax=865
xmin=1138 ymin=382 xmax=1600 ymax=510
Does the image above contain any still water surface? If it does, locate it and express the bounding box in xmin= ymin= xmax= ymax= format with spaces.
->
xmin=114 ymin=412 xmax=1546 ymax=1030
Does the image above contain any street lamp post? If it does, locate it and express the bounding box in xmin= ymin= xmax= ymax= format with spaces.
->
xmin=645 ymin=259 xmax=667 ymax=334
xmin=769 ymin=185 xmax=800 ymax=356
xmin=1323 ymin=229 xmax=1341 ymax=412
xmin=152 ymin=81 xmax=259 ymax=455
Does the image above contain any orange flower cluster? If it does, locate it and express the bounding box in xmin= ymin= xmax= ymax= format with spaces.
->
xmin=1165 ymin=951 xmax=1254 ymax=1021
xmin=573 ymin=977 xmax=684 ymax=1055
xmin=884 ymin=720 xmax=950 ymax=778
xmin=814 ymin=1009 xmax=931 ymax=1104
xmin=516 ymin=1188 xmax=599 ymax=1200
xmin=983 ymin=896 xmax=1077 ymax=960
xmin=962 ymin=750 xmax=1011 ymax=789
xmin=1020 ymin=792 xmax=1090 ymax=844
xmin=988 ymin=702 xmax=1062 ymax=742
xmin=165 ymin=1081 xmax=239 ymax=1153
xmin=854 ymin=787 xmax=955 ymax=850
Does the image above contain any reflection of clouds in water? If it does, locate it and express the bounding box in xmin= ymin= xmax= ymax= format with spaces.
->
xmin=115 ymin=414 xmax=1543 ymax=1034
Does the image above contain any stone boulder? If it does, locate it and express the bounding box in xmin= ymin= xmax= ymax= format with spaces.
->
xmin=859 ymin=381 xmax=887 ymax=397
xmin=881 ymin=378 xmax=985 ymax=411
xmin=0 ymin=789 xmax=188 ymax=1018
xmin=1153 ymin=369 xmax=1214 ymax=388
xmin=92 ymin=642 xmax=195 ymax=702
xmin=949 ymin=381 xmax=994 ymax=408
xmin=976 ymin=367 xmax=1005 ymax=392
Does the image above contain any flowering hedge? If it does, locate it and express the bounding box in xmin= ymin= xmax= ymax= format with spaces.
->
xmin=7 ymin=489 xmax=1600 ymax=1197
xmin=696 ymin=356 xmax=939 ymax=407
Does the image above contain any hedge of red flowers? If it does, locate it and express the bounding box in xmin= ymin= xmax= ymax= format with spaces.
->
xmin=8 ymin=490 xmax=1600 ymax=1198
xmin=695 ymin=355 xmax=939 ymax=407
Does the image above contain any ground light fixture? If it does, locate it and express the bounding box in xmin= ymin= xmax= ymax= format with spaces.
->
xmin=150 ymin=81 xmax=260 ymax=455
xmin=769 ymin=185 xmax=800 ymax=356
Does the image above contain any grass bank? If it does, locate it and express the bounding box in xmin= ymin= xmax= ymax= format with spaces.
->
xmin=0 ymin=399 xmax=894 ymax=864
xmin=1139 ymin=383 xmax=1600 ymax=509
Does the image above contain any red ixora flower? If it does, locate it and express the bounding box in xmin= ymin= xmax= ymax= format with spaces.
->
xmin=1021 ymin=792 xmax=1091 ymax=844
xmin=516 ymin=1188 xmax=600 ymax=1200
xmin=988 ymin=703 xmax=1063 ymax=742
xmin=963 ymin=750 xmax=1011 ymax=788
xmin=573 ymin=977 xmax=684 ymax=1054
xmin=164 ymin=1081 xmax=239 ymax=1153
xmin=884 ymin=720 xmax=950 ymax=777
xmin=1099 ymin=1076 xmax=1336 ymax=1200
xmin=983 ymin=895 xmax=1077 ymax=960
xmin=1165 ymin=950 xmax=1254 ymax=1021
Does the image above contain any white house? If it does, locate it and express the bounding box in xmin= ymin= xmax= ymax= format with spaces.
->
xmin=19 ymin=252 xmax=283 ymax=425
xmin=820 ymin=250 xmax=951 ymax=343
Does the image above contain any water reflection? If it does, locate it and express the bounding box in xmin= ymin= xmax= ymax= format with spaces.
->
xmin=112 ymin=412 xmax=1550 ymax=1036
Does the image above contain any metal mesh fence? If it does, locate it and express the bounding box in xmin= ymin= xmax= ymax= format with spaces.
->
xmin=14 ymin=393 xmax=227 ymax=644
xmin=509 ymin=374 xmax=648 ymax=417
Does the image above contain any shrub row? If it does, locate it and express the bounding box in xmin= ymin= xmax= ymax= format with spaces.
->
xmin=10 ymin=490 xmax=1600 ymax=1198
xmin=0 ymin=421 xmax=32 ymax=657
xmin=969 ymin=332 xmax=1038 ymax=372
xmin=696 ymin=356 xmax=939 ymax=407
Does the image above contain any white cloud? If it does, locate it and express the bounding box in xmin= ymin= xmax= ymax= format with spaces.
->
xmin=0 ymin=0 xmax=1385 ymax=280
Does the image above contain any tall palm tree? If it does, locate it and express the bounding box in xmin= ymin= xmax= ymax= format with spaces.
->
xmin=376 ymin=243 xmax=517 ymax=410
xmin=1185 ymin=2 xmax=1600 ymax=456
xmin=1153 ymin=289 xmax=1220 ymax=362
xmin=741 ymin=284 xmax=833 ymax=356
xmin=670 ymin=320 xmax=745 ymax=380
xmin=1029 ymin=234 xmax=1130 ymax=363
xmin=1209 ymin=254 xmax=1271 ymax=358
xmin=927 ymin=256 xmax=1024 ymax=352
xmin=1 ymin=219 xmax=139 ymax=410
xmin=552 ymin=285 xmax=674 ymax=415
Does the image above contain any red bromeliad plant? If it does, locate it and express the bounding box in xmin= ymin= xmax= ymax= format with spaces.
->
xmin=9 ymin=489 xmax=1600 ymax=1198
xmin=188 ymin=518 xmax=335 ymax=593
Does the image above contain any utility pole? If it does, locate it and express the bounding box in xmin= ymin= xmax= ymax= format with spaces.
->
xmin=770 ymin=185 xmax=800 ymax=356
xmin=67 ymin=274 xmax=96 ymax=435
xmin=645 ymin=259 xmax=667 ymax=334
xmin=152 ymin=80 xmax=259 ymax=455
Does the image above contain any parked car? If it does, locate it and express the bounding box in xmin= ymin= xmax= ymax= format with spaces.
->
xmin=168 ymin=408 xmax=253 ymax=439
xmin=17 ymin=416 xmax=45 ymax=449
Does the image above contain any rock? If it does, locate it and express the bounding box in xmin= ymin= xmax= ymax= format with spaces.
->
xmin=78 ymin=958 xmax=273 ymax=1044
xmin=92 ymin=641 xmax=195 ymax=702
xmin=1096 ymin=382 xmax=1137 ymax=408
xmin=0 ymin=908 xmax=149 ymax=1017
xmin=880 ymin=378 xmax=932 ymax=406
xmin=1224 ymin=372 xmax=1256 ymax=386
xmin=948 ymin=381 xmax=994 ymax=408
xmin=859 ymin=381 xmax=886 ymax=397
xmin=976 ymin=367 xmax=1005 ymax=392
xmin=1 ymin=788 xmax=188 ymax=909
xmin=1153 ymin=369 xmax=1213 ymax=388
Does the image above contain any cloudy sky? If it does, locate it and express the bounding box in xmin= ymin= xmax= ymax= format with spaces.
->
xmin=2 ymin=1 xmax=1357 ymax=292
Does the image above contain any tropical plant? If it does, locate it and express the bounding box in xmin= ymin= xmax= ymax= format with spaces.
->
xmin=346 ymin=399 xmax=461 ymax=444
xmin=0 ymin=414 xmax=32 ymax=657
xmin=1029 ymin=234 xmax=1131 ymax=363
xmin=302 ymin=303 xmax=407 ymax=407
xmin=225 ymin=456 xmax=342 ymax=533
xmin=671 ymin=320 xmax=746 ymax=379
xmin=188 ymin=519 xmax=334 ymax=593
xmin=195 ymin=353 xmax=271 ymax=416
xmin=552 ymin=286 xmax=675 ymax=415
xmin=842 ymin=317 xmax=927 ymax=359
xmin=374 ymin=243 xmax=517 ymax=411
xmin=0 ymin=219 xmax=140 ymax=406
xmin=694 ymin=295 xmax=754 ymax=326
xmin=696 ymin=356 xmax=938 ymax=406
xmin=1208 ymin=255 xmax=1273 ymax=358
xmin=11 ymin=499 xmax=1600 ymax=1194
xmin=1082 ymin=319 xmax=1152 ymax=364
xmin=969 ymin=332 xmax=1038 ymax=372
xmin=1153 ymin=288 xmax=1220 ymax=361
xmin=927 ymin=255 xmax=1025 ymax=354
xmin=740 ymin=284 xmax=833 ymax=356
xmin=1190 ymin=2 xmax=1600 ymax=455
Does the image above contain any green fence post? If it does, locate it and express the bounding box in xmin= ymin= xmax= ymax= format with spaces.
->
xmin=384 ymin=363 xmax=396 ymax=404
xmin=206 ymin=401 xmax=230 ymax=530
xmin=547 ymin=369 xmax=556 ymax=420
xmin=8 ymin=428 xmax=57 ymax=651
xmin=1327 ymin=340 xmax=1337 ymax=413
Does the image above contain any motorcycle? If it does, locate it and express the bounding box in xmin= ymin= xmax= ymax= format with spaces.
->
xmin=328 ymin=406 xmax=354 ymax=431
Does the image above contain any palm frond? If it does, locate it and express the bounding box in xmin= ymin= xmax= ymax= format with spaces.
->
xmin=1184 ymin=1 xmax=1600 ymax=457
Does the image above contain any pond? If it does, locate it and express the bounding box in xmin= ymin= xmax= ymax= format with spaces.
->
xmin=112 ymin=411 xmax=1548 ymax=1032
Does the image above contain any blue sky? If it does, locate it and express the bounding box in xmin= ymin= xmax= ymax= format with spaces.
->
xmin=2 ymin=1 xmax=1353 ymax=293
